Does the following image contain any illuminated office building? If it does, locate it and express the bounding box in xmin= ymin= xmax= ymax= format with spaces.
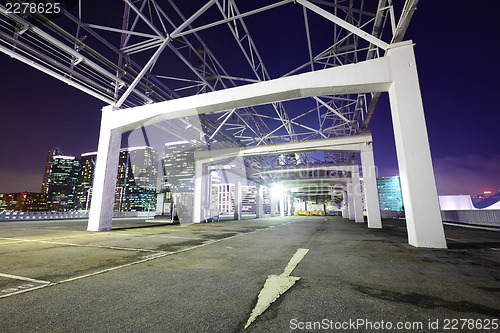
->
xmin=162 ymin=141 xmax=196 ymax=208
xmin=217 ymin=183 xmax=234 ymax=213
xmin=118 ymin=146 xmax=158 ymax=211
xmin=262 ymin=186 xmax=271 ymax=214
xmin=74 ymin=152 xmax=97 ymax=211
xmin=47 ymin=155 xmax=80 ymax=211
xmin=0 ymin=192 xmax=46 ymax=211
xmin=213 ymin=184 xmax=270 ymax=215
xmin=242 ymin=185 xmax=257 ymax=214
xmin=41 ymin=147 xmax=63 ymax=196
xmin=377 ymin=176 xmax=403 ymax=211
xmin=210 ymin=172 xmax=221 ymax=210
xmin=72 ymin=147 xmax=157 ymax=212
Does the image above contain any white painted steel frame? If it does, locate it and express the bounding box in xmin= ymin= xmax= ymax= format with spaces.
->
xmin=192 ymin=135 xmax=378 ymax=227
xmin=88 ymin=41 xmax=446 ymax=248
xmin=0 ymin=0 xmax=407 ymax=168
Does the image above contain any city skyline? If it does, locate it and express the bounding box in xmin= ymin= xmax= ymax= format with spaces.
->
xmin=0 ymin=1 xmax=499 ymax=196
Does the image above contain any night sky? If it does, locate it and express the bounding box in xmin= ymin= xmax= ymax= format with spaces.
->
xmin=0 ymin=0 xmax=499 ymax=196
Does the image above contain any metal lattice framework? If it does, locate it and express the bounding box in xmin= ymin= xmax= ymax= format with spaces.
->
xmin=0 ymin=0 xmax=418 ymax=170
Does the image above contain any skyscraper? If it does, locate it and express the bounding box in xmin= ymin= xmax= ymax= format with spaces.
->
xmin=47 ymin=155 xmax=80 ymax=211
xmin=162 ymin=141 xmax=196 ymax=219
xmin=162 ymin=141 xmax=195 ymax=195
xmin=242 ymin=185 xmax=257 ymax=214
xmin=74 ymin=147 xmax=158 ymax=212
xmin=41 ymin=147 xmax=63 ymax=196
xmin=210 ymin=172 xmax=221 ymax=210
xmin=217 ymin=183 xmax=234 ymax=213
xmin=377 ymin=176 xmax=403 ymax=211
xmin=118 ymin=146 xmax=158 ymax=211
xmin=74 ymin=152 xmax=97 ymax=210
xmin=0 ymin=192 xmax=47 ymax=211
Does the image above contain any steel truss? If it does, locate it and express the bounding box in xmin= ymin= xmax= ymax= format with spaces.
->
xmin=0 ymin=0 xmax=418 ymax=170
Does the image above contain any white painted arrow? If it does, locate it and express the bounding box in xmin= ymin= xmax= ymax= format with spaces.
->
xmin=244 ymin=248 xmax=309 ymax=329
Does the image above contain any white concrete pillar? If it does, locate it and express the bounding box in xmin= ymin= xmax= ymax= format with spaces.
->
xmin=387 ymin=43 xmax=447 ymax=248
xmin=234 ymin=175 xmax=242 ymax=220
xmin=341 ymin=189 xmax=348 ymax=218
xmin=156 ymin=193 xmax=165 ymax=216
xmin=351 ymin=169 xmax=365 ymax=223
xmin=346 ymin=183 xmax=355 ymax=220
xmin=341 ymin=192 xmax=347 ymax=218
xmin=193 ymin=160 xmax=207 ymax=223
xmin=287 ymin=196 xmax=292 ymax=216
xmin=280 ymin=193 xmax=285 ymax=217
xmin=360 ymin=148 xmax=382 ymax=229
xmin=256 ymin=184 xmax=264 ymax=218
xmin=88 ymin=106 xmax=122 ymax=231
xmin=271 ymin=196 xmax=277 ymax=217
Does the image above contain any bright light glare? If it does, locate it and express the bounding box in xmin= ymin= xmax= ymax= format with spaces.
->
xmin=271 ymin=184 xmax=283 ymax=199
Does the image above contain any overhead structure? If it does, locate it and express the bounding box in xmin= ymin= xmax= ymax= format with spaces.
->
xmin=0 ymin=1 xmax=446 ymax=248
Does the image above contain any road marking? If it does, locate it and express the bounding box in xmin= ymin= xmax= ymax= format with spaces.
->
xmin=245 ymin=248 xmax=309 ymax=329
xmin=0 ymin=221 xmax=291 ymax=299
xmin=138 ymin=252 xmax=172 ymax=260
xmin=282 ymin=248 xmax=309 ymax=277
xmin=0 ymin=273 xmax=52 ymax=299
xmin=0 ymin=282 xmax=51 ymax=298
xmin=0 ymin=237 xmax=159 ymax=253
xmin=447 ymin=237 xmax=500 ymax=250
xmin=57 ymin=223 xmax=288 ymax=284
xmin=0 ymin=272 xmax=50 ymax=284
xmin=147 ymin=235 xmax=206 ymax=240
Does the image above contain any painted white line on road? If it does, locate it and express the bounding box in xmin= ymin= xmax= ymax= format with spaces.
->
xmin=57 ymin=222 xmax=290 ymax=284
xmin=0 ymin=273 xmax=52 ymax=299
xmin=147 ymin=235 xmax=206 ymax=240
xmin=245 ymin=248 xmax=310 ymax=329
xmin=0 ymin=282 xmax=52 ymax=299
xmin=0 ymin=237 xmax=159 ymax=253
xmin=0 ymin=232 xmax=123 ymax=245
xmin=0 ymin=221 xmax=292 ymax=299
xmin=447 ymin=237 xmax=500 ymax=250
xmin=0 ymin=272 xmax=50 ymax=284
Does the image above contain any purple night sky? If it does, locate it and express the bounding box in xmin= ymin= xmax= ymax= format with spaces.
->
xmin=0 ymin=0 xmax=499 ymax=196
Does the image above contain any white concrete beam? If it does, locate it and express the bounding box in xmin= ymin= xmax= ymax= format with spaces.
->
xmin=193 ymin=160 xmax=206 ymax=223
xmin=88 ymin=106 xmax=122 ymax=231
xmin=252 ymin=162 xmax=358 ymax=176
xmin=256 ymin=184 xmax=264 ymax=218
xmin=341 ymin=190 xmax=348 ymax=218
xmin=280 ymin=194 xmax=285 ymax=217
xmin=360 ymin=147 xmax=382 ymax=228
xmin=287 ymin=196 xmax=293 ymax=216
xmin=347 ymin=183 xmax=355 ymax=220
xmin=351 ymin=170 xmax=365 ymax=223
xmin=271 ymin=197 xmax=277 ymax=217
xmin=194 ymin=133 xmax=372 ymax=164
xmin=234 ymin=174 xmax=242 ymax=220
xmin=107 ymin=57 xmax=392 ymax=132
xmin=387 ymin=43 xmax=447 ymax=248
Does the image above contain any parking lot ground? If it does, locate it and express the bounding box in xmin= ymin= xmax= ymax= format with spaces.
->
xmin=0 ymin=216 xmax=498 ymax=332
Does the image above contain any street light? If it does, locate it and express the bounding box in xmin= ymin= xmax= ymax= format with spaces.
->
xmin=270 ymin=183 xmax=283 ymax=199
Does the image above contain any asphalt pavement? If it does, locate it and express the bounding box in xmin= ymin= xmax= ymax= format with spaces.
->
xmin=0 ymin=216 xmax=498 ymax=332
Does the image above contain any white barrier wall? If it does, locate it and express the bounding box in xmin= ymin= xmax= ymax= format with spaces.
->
xmin=441 ymin=210 xmax=500 ymax=227
xmin=0 ymin=211 xmax=155 ymax=221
